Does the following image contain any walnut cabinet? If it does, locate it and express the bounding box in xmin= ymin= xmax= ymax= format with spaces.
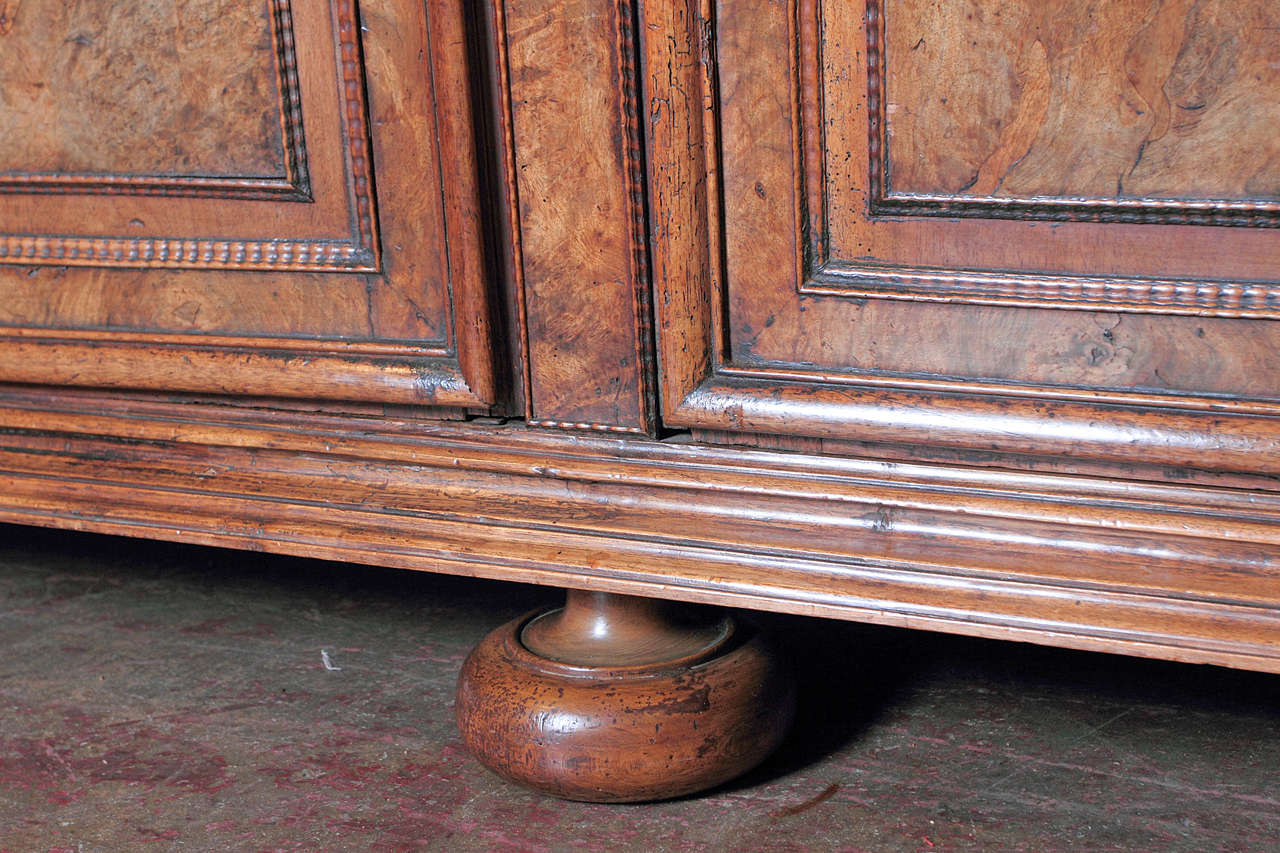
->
xmin=2 ymin=0 xmax=1279 ymax=725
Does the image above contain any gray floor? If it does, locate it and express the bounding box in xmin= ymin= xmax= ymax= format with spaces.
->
xmin=0 ymin=523 xmax=1276 ymax=851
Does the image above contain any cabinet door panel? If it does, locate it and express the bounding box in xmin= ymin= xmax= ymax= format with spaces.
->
xmin=0 ymin=0 xmax=291 ymax=182
xmin=878 ymin=0 xmax=1279 ymax=211
xmin=0 ymin=0 xmax=505 ymax=409
xmin=646 ymin=0 xmax=1280 ymax=473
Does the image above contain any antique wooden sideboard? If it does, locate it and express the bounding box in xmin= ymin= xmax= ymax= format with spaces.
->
xmin=1 ymin=0 xmax=1277 ymax=801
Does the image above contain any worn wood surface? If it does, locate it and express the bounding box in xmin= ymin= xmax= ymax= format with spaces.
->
xmin=0 ymin=0 xmax=286 ymax=180
xmin=457 ymin=590 xmax=795 ymax=801
xmin=640 ymin=0 xmax=718 ymax=418
xmin=501 ymin=0 xmax=656 ymax=433
xmin=885 ymin=0 xmax=1280 ymax=204
xmin=0 ymin=387 xmax=1278 ymax=672
xmin=1 ymin=0 xmax=365 ymax=258
xmin=1 ymin=0 xmax=1279 ymax=743
xmin=0 ymin=0 xmax=510 ymax=410
xmin=648 ymin=0 xmax=1280 ymax=471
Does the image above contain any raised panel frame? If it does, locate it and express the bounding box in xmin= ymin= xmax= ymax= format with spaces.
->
xmin=643 ymin=0 xmax=1280 ymax=473
xmin=803 ymin=0 xmax=1280 ymax=317
xmin=0 ymin=0 xmax=513 ymax=410
xmin=0 ymin=0 xmax=376 ymax=273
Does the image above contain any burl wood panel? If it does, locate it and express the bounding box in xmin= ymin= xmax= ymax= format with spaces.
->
xmin=501 ymin=0 xmax=656 ymax=433
xmin=0 ymin=0 xmax=286 ymax=180
xmin=884 ymin=0 xmax=1280 ymax=204
xmin=0 ymin=0 xmax=505 ymax=408
xmin=646 ymin=0 xmax=1280 ymax=469
xmin=0 ymin=0 xmax=367 ymax=269
xmin=717 ymin=0 xmax=1280 ymax=390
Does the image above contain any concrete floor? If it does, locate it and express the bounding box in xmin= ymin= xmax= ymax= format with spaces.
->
xmin=0 ymin=523 xmax=1276 ymax=852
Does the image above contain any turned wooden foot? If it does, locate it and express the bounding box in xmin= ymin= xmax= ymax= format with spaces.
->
xmin=455 ymin=590 xmax=796 ymax=803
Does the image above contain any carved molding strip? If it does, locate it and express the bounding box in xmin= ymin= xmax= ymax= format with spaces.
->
xmin=0 ymin=235 xmax=374 ymax=270
xmin=803 ymin=261 xmax=1280 ymax=318
xmin=616 ymin=0 xmax=660 ymax=434
xmin=333 ymin=0 xmax=379 ymax=264
xmin=864 ymin=0 xmax=1280 ymax=228
xmin=272 ymin=0 xmax=312 ymax=199
xmin=871 ymin=192 xmax=1280 ymax=229
xmin=0 ymin=393 xmax=1277 ymax=671
xmin=0 ymin=0 xmax=311 ymax=201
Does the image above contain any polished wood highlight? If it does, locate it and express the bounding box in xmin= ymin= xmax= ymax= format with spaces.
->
xmin=0 ymin=387 xmax=1277 ymax=673
xmin=522 ymin=590 xmax=733 ymax=666
xmin=456 ymin=590 xmax=794 ymax=802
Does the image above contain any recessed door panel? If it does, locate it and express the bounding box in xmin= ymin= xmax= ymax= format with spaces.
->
xmin=0 ymin=0 xmax=507 ymax=409
xmin=645 ymin=0 xmax=1280 ymax=472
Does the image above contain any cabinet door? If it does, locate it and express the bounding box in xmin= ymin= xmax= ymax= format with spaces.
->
xmin=645 ymin=0 xmax=1280 ymax=474
xmin=0 ymin=0 xmax=507 ymax=410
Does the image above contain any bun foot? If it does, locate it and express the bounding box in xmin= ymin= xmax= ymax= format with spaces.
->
xmin=455 ymin=590 xmax=796 ymax=803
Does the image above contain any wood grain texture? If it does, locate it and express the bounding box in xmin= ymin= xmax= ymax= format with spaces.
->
xmin=0 ymin=0 xmax=374 ymax=271
xmin=0 ymin=0 xmax=287 ymax=182
xmin=883 ymin=0 xmax=1280 ymax=207
xmin=0 ymin=387 xmax=1278 ymax=673
xmin=648 ymin=0 xmax=1280 ymax=469
xmin=3 ymin=0 xmax=1280 ymax=742
xmin=640 ymin=0 xmax=719 ymax=418
xmin=826 ymin=0 xmax=1280 ymax=313
xmin=457 ymin=593 xmax=795 ymax=802
xmin=0 ymin=341 xmax=477 ymax=405
xmin=0 ymin=0 xmax=511 ymax=410
xmin=501 ymin=0 xmax=656 ymax=433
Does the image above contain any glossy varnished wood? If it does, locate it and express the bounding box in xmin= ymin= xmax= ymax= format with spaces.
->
xmin=521 ymin=590 xmax=732 ymax=666
xmin=0 ymin=387 xmax=1277 ymax=672
xmin=2 ymin=0 xmax=1280 ymax=806
xmin=643 ymin=0 xmax=1280 ymax=471
xmin=456 ymin=590 xmax=794 ymax=801
xmin=0 ymin=0 xmax=510 ymax=411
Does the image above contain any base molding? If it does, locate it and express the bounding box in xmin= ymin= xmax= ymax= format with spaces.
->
xmin=0 ymin=386 xmax=1278 ymax=673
